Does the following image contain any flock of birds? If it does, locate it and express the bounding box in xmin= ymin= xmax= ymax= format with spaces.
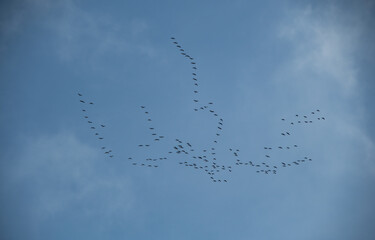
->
xmin=76 ymin=37 xmax=327 ymax=183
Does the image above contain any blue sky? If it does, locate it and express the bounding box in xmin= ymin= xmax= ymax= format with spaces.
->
xmin=1 ymin=0 xmax=375 ymax=239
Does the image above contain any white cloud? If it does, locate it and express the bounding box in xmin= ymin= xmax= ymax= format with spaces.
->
xmin=47 ymin=1 xmax=156 ymax=61
xmin=275 ymin=5 xmax=375 ymax=176
xmin=1 ymin=0 xmax=156 ymax=60
xmin=278 ymin=6 xmax=360 ymax=96
xmin=7 ymin=132 xmax=135 ymax=223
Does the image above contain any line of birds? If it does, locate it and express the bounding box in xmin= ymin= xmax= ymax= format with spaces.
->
xmin=77 ymin=93 xmax=114 ymax=158
xmin=76 ymin=37 xmax=327 ymax=182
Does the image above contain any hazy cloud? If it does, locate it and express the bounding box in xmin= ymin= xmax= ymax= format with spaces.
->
xmin=275 ymin=6 xmax=375 ymax=176
xmin=6 ymin=132 xmax=135 ymax=224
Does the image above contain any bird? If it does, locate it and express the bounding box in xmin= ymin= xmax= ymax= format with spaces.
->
xmin=78 ymin=93 xmax=82 ymax=96
xmin=101 ymin=124 xmax=105 ymax=127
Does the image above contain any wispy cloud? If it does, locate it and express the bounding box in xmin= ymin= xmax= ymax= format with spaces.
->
xmin=275 ymin=5 xmax=375 ymax=176
xmin=0 ymin=0 xmax=156 ymax=60
xmin=6 ymin=132 xmax=135 ymax=224
xmin=278 ymin=5 xmax=360 ymax=95
xmin=48 ymin=1 xmax=156 ymax=61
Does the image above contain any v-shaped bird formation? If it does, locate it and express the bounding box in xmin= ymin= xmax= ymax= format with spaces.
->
xmin=76 ymin=37 xmax=327 ymax=182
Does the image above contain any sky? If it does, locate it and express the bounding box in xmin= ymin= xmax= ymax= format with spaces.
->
xmin=1 ymin=0 xmax=375 ymax=239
